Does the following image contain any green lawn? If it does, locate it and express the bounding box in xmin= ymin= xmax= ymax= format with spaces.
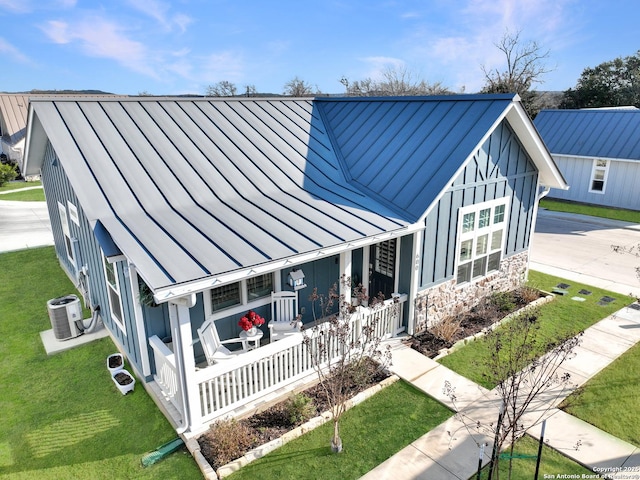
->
xmin=438 ymin=270 xmax=635 ymax=389
xmin=0 ymin=180 xmax=42 ymax=192
xmin=0 ymin=187 xmax=45 ymax=201
xmin=561 ymin=342 xmax=640 ymax=447
xmin=478 ymin=435 xmax=593 ymax=479
xmin=226 ymin=380 xmax=452 ymax=480
xmin=540 ymin=198 xmax=640 ymax=223
xmin=0 ymin=247 xmax=201 ymax=479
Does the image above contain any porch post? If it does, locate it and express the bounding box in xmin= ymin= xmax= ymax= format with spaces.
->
xmin=339 ymin=250 xmax=352 ymax=301
xmin=169 ymin=294 xmax=200 ymax=433
xmin=408 ymin=231 xmax=422 ymax=335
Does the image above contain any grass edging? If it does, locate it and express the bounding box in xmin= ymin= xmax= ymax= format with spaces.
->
xmin=190 ymin=374 xmax=400 ymax=479
xmin=432 ymin=291 xmax=555 ymax=361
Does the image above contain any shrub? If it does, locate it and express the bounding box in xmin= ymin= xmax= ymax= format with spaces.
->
xmin=284 ymin=393 xmax=316 ymax=425
xmin=515 ymin=285 xmax=541 ymax=304
xmin=199 ymin=419 xmax=256 ymax=468
xmin=490 ymin=291 xmax=516 ymax=312
xmin=429 ymin=316 xmax=462 ymax=342
xmin=0 ymin=163 xmax=17 ymax=186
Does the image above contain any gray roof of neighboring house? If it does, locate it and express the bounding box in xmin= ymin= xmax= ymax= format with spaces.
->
xmin=535 ymin=108 xmax=640 ymax=161
xmin=24 ymin=94 xmax=566 ymax=299
xmin=0 ymin=94 xmax=30 ymax=144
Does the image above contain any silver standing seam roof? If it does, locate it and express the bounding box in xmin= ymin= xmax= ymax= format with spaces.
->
xmin=24 ymin=94 xmax=565 ymax=300
xmin=0 ymin=94 xmax=30 ymax=144
xmin=535 ymin=108 xmax=640 ymax=161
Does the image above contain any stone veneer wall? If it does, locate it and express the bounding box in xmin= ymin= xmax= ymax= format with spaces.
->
xmin=413 ymin=251 xmax=529 ymax=333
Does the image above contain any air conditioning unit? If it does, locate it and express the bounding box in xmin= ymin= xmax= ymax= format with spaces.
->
xmin=47 ymin=294 xmax=84 ymax=340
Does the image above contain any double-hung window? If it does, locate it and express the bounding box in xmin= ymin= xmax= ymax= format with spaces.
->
xmin=57 ymin=202 xmax=75 ymax=267
xmin=589 ymin=159 xmax=609 ymax=193
xmin=456 ymin=198 xmax=509 ymax=285
xmin=210 ymin=273 xmax=274 ymax=313
xmin=103 ymin=252 xmax=126 ymax=333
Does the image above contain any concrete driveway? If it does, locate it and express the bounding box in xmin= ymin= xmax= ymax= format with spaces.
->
xmin=531 ymin=208 xmax=640 ymax=298
xmin=0 ymin=199 xmax=54 ymax=252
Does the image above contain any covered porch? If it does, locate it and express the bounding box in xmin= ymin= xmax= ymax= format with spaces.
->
xmin=148 ymin=293 xmax=408 ymax=436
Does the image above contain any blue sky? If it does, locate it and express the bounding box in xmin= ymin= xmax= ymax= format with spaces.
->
xmin=0 ymin=0 xmax=637 ymax=96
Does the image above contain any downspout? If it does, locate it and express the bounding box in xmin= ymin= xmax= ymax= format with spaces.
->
xmin=526 ymin=185 xmax=551 ymax=281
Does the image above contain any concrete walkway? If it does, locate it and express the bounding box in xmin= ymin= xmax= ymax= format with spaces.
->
xmin=361 ymin=303 xmax=640 ymax=480
xmin=0 ymin=185 xmax=53 ymax=252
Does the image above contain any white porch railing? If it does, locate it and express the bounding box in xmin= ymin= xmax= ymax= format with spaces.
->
xmin=152 ymin=293 xmax=407 ymax=432
xmin=149 ymin=335 xmax=183 ymax=412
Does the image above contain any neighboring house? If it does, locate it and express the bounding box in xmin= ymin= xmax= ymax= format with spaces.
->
xmin=23 ymin=94 xmax=567 ymax=436
xmin=0 ymin=94 xmax=30 ymax=171
xmin=535 ymin=107 xmax=640 ymax=210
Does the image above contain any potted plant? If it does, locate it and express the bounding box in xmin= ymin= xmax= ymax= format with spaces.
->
xmin=238 ymin=310 xmax=266 ymax=336
xmin=112 ymin=369 xmax=135 ymax=395
xmin=107 ymin=353 xmax=124 ymax=374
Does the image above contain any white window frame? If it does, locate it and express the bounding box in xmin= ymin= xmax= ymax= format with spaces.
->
xmin=204 ymin=273 xmax=274 ymax=320
xmin=57 ymin=201 xmax=75 ymax=267
xmin=67 ymin=201 xmax=80 ymax=226
xmin=102 ymin=251 xmax=126 ymax=334
xmin=588 ymin=158 xmax=609 ymax=194
xmin=455 ymin=197 xmax=510 ymax=286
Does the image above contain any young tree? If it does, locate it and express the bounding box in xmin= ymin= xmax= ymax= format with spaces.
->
xmin=303 ymin=276 xmax=393 ymax=452
xmin=283 ymin=76 xmax=317 ymax=96
xmin=481 ymin=30 xmax=552 ymax=118
xmin=206 ymin=80 xmax=238 ymax=97
xmin=445 ymin=307 xmax=581 ymax=479
xmin=561 ymin=51 xmax=640 ymax=109
xmin=341 ymin=67 xmax=451 ymax=96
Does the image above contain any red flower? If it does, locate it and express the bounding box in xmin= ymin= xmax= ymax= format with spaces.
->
xmin=238 ymin=310 xmax=266 ymax=331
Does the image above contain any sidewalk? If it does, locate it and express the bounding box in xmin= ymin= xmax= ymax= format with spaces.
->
xmin=0 ymin=185 xmax=53 ymax=252
xmin=361 ymin=303 xmax=640 ymax=480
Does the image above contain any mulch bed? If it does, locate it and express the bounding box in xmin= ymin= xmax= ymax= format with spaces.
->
xmin=409 ymin=288 xmax=542 ymax=358
xmin=198 ymin=358 xmax=389 ymax=470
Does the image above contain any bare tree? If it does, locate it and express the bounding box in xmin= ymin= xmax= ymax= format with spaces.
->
xmin=445 ymin=307 xmax=581 ymax=479
xmin=341 ymin=67 xmax=451 ymax=96
xmin=206 ymin=80 xmax=238 ymax=97
xmin=283 ymin=76 xmax=317 ymax=96
xmin=243 ymin=84 xmax=257 ymax=97
xmin=303 ymin=276 xmax=393 ymax=453
xmin=481 ymin=30 xmax=552 ymax=117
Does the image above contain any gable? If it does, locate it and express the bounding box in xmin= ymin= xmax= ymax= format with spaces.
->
xmin=317 ymin=95 xmax=514 ymax=221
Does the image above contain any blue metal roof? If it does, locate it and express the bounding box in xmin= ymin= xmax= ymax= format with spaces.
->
xmin=534 ymin=108 xmax=640 ymax=160
xmin=318 ymin=95 xmax=515 ymax=220
xmin=24 ymin=94 xmax=560 ymax=296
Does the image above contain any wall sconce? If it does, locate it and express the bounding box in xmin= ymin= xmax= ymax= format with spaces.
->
xmin=288 ymin=269 xmax=306 ymax=291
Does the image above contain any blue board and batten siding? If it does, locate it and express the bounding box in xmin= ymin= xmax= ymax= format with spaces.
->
xmin=40 ymin=141 xmax=145 ymax=371
xmin=546 ymin=155 xmax=640 ymax=210
xmin=420 ymin=121 xmax=538 ymax=287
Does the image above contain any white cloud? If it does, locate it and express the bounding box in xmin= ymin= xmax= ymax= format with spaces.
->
xmin=0 ymin=0 xmax=76 ymax=13
xmin=43 ymin=16 xmax=158 ymax=78
xmin=0 ymin=37 xmax=31 ymax=63
xmin=361 ymin=56 xmax=406 ymax=80
xmin=124 ymin=0 xmax=193 ymax=33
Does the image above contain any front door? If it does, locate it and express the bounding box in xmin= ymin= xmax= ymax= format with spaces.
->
xmin=369 ymin=239 xmax=396 ymax=300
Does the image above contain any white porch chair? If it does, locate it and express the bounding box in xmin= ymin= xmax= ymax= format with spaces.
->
xmin=197 ymin=318 xmax=246 ymax=365
xmin=268 ymin=291 xmax=302 ymax=341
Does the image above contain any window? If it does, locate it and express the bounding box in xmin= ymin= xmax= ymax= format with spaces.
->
xmin=589 ymin=159 xmax=609 ymax=193
xmin=456 ymin=198 xmax=509 ymax=285
xmin=374 ymin=239 xmax=396 ymax=277
xmin=103 ymin=252 xmax=125 ymax=333
xmin=210 ymin=273 xmax=273 ymax=313
xmin=57 ymin=202 xmax=75 ymax=266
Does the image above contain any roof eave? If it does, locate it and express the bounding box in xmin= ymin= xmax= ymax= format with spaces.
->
xmin=152 ymin=223 xmax=422 ymax=303
xmin=507 ymin=103 xmax=569 ymax=190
